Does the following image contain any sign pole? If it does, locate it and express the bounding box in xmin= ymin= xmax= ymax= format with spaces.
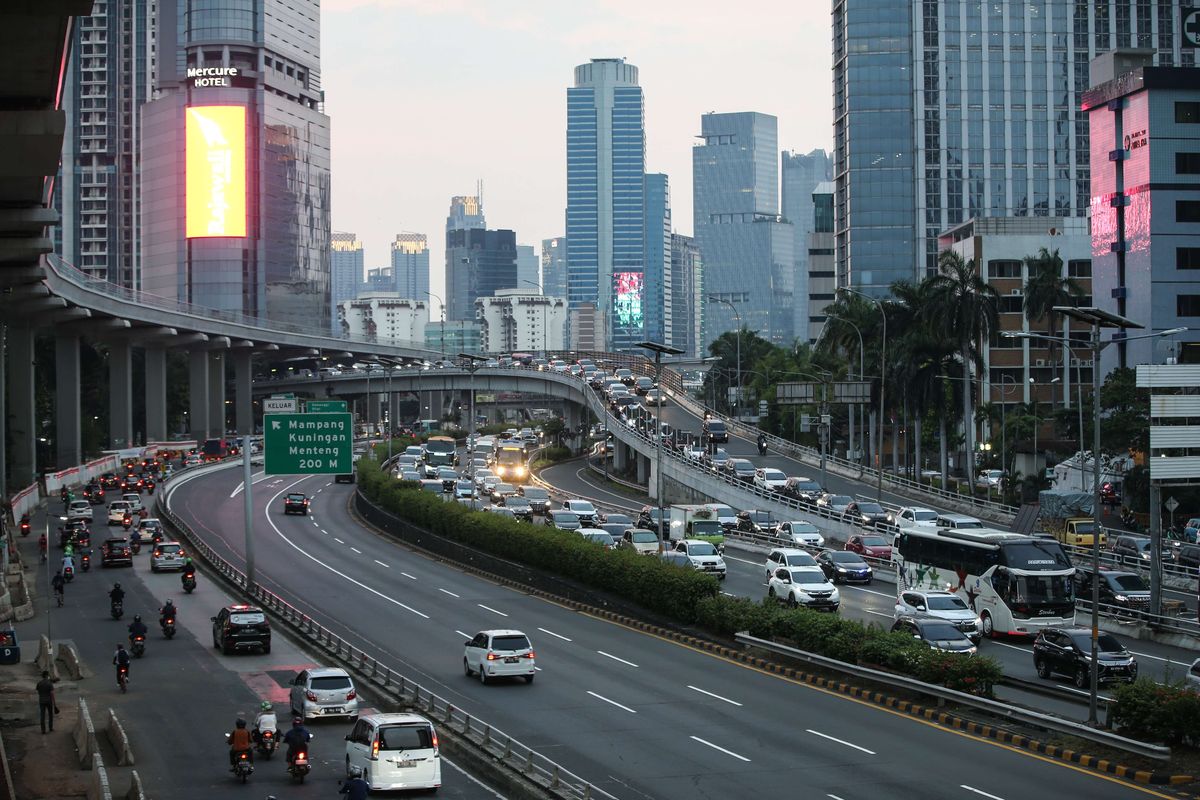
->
xmin=243 ymin=434 xmax=255 ymax=594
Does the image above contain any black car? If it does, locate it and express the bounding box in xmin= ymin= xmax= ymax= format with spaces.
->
xmin=59 ymin=520 xmax=91 ymax=549
xmin=502 ymin=496 xmax=534 ymax=521
xmin=891 ymin=615 xmax=977 ymax=654
xmin=283 ymin=493 xmax=309 ymax=515
xmin=735 ymin=509 xmax=778 ymax=535
xmin=100 ymin=537 xmax=133 ymax=567
xmin=1033 ymin=627 xmax=1137 ymax=687
xmin=816 ymin=550 xmax=873 ymax=584
xmin=1176 ymin=543 xmax=1200 ymax=570
xmin=1072 ymin=566 xmax=1149 ymax=614
xmin=844 ymin=500 xmax=890 ymax=529
xmin=702 ymin=418 xmax=728 ymax=444
xmin=724 ymin=458 xmax=757 ymax=483
xmin=597 ymin=512 xmax=634 ymax=527
xmin=782 ymin=477 xmax=823 ymax=504
xmin=211 ymin=604 xmax=272 ymax=655
xmin=518 ymin=486 xmax=551 ymax=515
xmin=99 ymin=472 xmax=120 ymax=489
xmin=82 ymin=483 xmax=106 ymax=505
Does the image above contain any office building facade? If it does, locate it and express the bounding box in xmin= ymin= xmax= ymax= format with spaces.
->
xmin=390 ymin=234 xmax=430 ymax=301
xmin=670 ymin=233 xmax=703 ymax=357
xmin=445 ymin=228 xmax=518 ymax=322
xmin=476 ymin=289 xmax=567 ymax=354
xmin=330 ymin=232 xmax=364 ymax=334
xmin=517 ymin=244 xmax=539 ymax=292
xmin=339 ymin=294 xmax=427 ymax=344
xmin=425 ymin=320 xmax=482 ymax=356
xmin=566 ymin=58 xmax=646 ymax=351
xmin=807 ymin=183 xmax=837 ymax=344
xmin=541 ymin=236 xmax=568 ymax=301
xmin=782 ymin=150 xmax=833 ymax=343
xmin=644 ymin=173 xmax=673 ymax=346
xmin=447 ymin=195 xmax=485 ymax=233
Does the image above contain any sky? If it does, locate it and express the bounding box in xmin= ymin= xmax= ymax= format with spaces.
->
xmin=322 ymin=0 xmax=832 ymax=309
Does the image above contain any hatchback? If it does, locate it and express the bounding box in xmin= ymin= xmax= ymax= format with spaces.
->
xmin=290 ymin=666 xmax=359 ymax=721
xmin=150 ymin=541 xmax=187 ymax=572
xmin=345 ymin=713 xmax=441 ymax=792
xmin=463 ymin=629 xmax=536 ymax=684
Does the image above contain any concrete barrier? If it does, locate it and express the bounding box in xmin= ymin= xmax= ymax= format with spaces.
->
xmin=0 ymin=731 xmax=18 ymax=800
xmin=57 ymin=641 xmax=85 ymax=680
xmin=87 ymin=752 xmax=113 ymax=800
xmin=105 ymin=708 xmax=135 ymax=766
xmin=123 ymin=771 xmax=145 ymax=800
xmin=72 ymin=697 xmax=99 ymax=769
xmin=34 ymin=635 xmax=58 ymax=680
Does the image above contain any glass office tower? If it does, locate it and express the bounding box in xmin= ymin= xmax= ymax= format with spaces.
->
xmin=330 ymin=232 xmax=364 ymax=334
xmin=643 ymin=173 xmax=672 ymax=346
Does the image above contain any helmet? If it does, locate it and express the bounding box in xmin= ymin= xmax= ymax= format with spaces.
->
xmin=113 ymin=583 xmax=121 ymax=589
xmin=292 ymin=717 xmax=303 ymax=727
xmin=134 ymin=615 xmax=141 ymax=622
xmin=260 ymin=701 xmax=272 ymax=712
xmin=236 ymin=719 xmax=247 ymax=729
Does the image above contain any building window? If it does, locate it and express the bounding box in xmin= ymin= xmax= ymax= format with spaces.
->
xmin=1180 ymin=201 xmax=1200 ymax=223
xmin=1178 ymin=153 xmax=1200 ymax=175
xmin=988 ymin=259 xmax=1022 ymax=278
xmin=999 ymin=295 xmax=1024 ymax=314
xmin=1067 ymin=259 xmax=1091 ymax=278
xmin=1177 ymin=102 xmax=1200 ymax=123
xmin=1178 ymin=296 xmax=1200 ymax=317
xmin=1179 ymin=248 xmax=1200 ymax=270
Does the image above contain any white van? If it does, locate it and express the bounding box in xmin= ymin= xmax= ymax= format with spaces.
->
xmin=344 ymin=713 xmax=441 ymax=792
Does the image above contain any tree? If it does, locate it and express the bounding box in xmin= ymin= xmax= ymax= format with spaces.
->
xmin=1022 ymin=247 xmax=1084 ymax=392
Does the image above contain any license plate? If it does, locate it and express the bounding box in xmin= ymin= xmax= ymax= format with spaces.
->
xmin=324 ymin=706 xmax=344 ymax=714
xmin=395 ymin=759 xmax=417 ymax=768
xmin=505 ymin=657 xmax=519 ymax=663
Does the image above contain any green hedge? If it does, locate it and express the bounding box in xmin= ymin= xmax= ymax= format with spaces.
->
xmin=1111 ymin=680 xmax=1200 ymax=746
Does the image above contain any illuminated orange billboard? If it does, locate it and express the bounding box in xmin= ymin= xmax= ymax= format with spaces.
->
xmin=185 ymin=105 xmax=247 ymax=238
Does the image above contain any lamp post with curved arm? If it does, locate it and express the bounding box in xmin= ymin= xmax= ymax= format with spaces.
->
xmin=825 ymin=313 xmax=865 ymax=465
xmin=839 ymin=288 xmax=886 ymax=501
xmin=707 ymin=296 xmax=741 ymax=418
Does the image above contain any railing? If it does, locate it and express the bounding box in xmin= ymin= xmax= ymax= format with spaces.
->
xmin=156 ymin=466 xmax=616 ymax=800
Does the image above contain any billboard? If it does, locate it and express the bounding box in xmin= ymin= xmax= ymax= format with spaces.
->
xmin=613 ymin=271 xmax=644 ymax=327
xmin=186 ymin=105 xmax=247 ymax=238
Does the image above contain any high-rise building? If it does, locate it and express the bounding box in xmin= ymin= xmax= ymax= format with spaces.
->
xmin=390 ymin=234 xmax=430 ymax=301
xmin=693 ymin=112 xmax=794 ymax=347
xmin=541 ymin=236 xmax=568 ymax=301
xmin=806 ymin=183 xmax=837 ymax=344
xmin=141 ymin=0 xmax=331 ymax=330
xmin=644 ymin=173 xmax=672 ymax=346
xmin=782 ymin=150 xmax=833 ymax=343
xmin=516 ymin=244 xmax=539 ymax=292
xmin=425 ymin=320 xmax=482 ymax=356
xmin=339 ymin=294 xmax=427 ymax=344
xmin=446 ymin=195 xmax=486 ymax=233
xmin=476 ymin=289 xmax=567 ymax=354
xmin=330 ymin=232 xmax=364 ymax=334
xmin=670 ymin=233 xmax=703 ymax=357
xmin=445 ymin=228 xmax=518 ymax=322
xmin=566 ymin=58 xmax=646 ymax=351
xmin=57 ymin=0 xmax=156 ymax=289
xmin=833 ymin=0 xmax=1197 ymax=297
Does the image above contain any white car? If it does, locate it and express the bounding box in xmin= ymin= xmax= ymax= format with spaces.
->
xmin=135 ymin=518 xmax=164 ymax=544
xmin=290 ymin=666 xmax=360 ymax=720
xmin=150 ymin=541 xmax=188 ymax=572
xmin=672 ymin=539 xmax=726 ymax=580
xmin=122 ymin=493 xmax=143 ymax=513
xmin=889 ymin=506 xmax=939 ymax=531
xmin=777 ymin=520 xmax=825 ymax=548
xmin=561 ymin=499 xmax=598 ymax=527
xmin=345 ymin=713 xmax=441 ymax=792
xmin=764 ymin=547 xmax=819 ymax=578
xmin=753 ymin=468 xmax=788 ymax=492
xmin=705 ymin=504 xmax=737 ymax=529
xmin=767 ymin=566 xmax=840 ymax=610
xmin=463 ymin=629 xmax=536 ymax=684
xmin=66 ymin=500 xmax=93 ymax=522
xmin=107 ymin=501 xmax=133 ymax=525
xmin=1188 ymin=658 xmax=1200 ymax=692
xmin=894 ymin=589 xmax=983 ymax=645
xmin=976 ymin=469 xmax=1003 ymax=488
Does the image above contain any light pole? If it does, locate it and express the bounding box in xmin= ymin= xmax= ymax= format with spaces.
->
xmin=519 ymin=279 xmax=547 ymax=357
xmin=826 ymin=313 xmax=865 ymax=464
xmin=707 ymin=296 xmax=741 ymax=419
xmin=840 ymin=287 xmax=886 ymax=501
xmin=638 ymin=341 xmax=685 ymax=550
xmin=426 ymin=292 xmax=446 ymax=362
xmin=459 ymin=353 xmax=488 ymax=478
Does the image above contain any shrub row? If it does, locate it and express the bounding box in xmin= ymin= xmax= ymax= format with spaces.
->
xmin=1111 ymin=680 xmax=1200 ymax=746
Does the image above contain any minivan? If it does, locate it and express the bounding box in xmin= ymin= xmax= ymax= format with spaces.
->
xmin=345 ymin=713 xmax=441 ymax=792
xmin=936 ymin=514 xmax=984 ymax=530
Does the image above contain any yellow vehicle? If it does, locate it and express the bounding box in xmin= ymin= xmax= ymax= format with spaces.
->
xmin=493 ymin=446 xmax=528 ymax=484
xmin=1053 ymin=517 xmax=1106 ymax=548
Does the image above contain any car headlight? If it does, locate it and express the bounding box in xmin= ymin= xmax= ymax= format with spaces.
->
xmin=1114 ymin=594 xmax=1128 ymax=602
xmin=835 ymin=566 xmax=848 ymax=573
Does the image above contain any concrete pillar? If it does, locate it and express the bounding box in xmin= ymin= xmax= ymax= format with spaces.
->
xmin=613 ymin=441 xmax=628 ymax=472
xmin=108 ymin=340 xmax=133 ymax=449
xmin=7 ymin=325 xmax=36 ymax=488
xmin=208 ymin=351 xmax=226 ymax=438
xmin=636 ymin=453 xmax=649 ymax=484
xmin=233 ymin=350 xmax=253 ymax=436
xmin=389 ymin=392 xmax=402 ymax=435
xmin=189 ymin=350 xmax=209 ymax=442
xmin=144 ymin=346 xmax=167 ymax=443
xmin=55 ymin=335 xmax=82 ymax=468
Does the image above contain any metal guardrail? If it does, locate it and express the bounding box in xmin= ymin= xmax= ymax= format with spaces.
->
xmin=155 ymin=465 xmax=616 ymax=800
xmin=733 ymin=631 xmax=1171 ymax=761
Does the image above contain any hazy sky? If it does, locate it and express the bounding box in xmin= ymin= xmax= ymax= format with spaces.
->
xmin=323 ymin=0 xmax=832 ymax=306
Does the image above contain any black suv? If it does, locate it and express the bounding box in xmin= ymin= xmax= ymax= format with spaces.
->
xmin=283 ymin=493 xmax=309 ymax=515
xmin=517 ymin=485 xmax=551 ymax=515
xmin=1176 ymin=543 xmax=1200 ymax=571
xmin=100 ymin=537 xmax=132 ymax=567
xmin=1073 ymin=566 xmax=1150 ymax=614
xmin=736 ymin=509 xmax=779 ymax=535
xmin=211 ymin=604 xmax=271 ymax=655
xmin=1033 ymin=627 xmax=1137 ymax=687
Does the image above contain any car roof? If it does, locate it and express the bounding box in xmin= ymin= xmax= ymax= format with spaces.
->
xmin=307 ymin=666 xmax=351 ymax=678
xmin=770 ymin=548 xmax=811 ymax=556
xmin=938 ymin=513 xmax=979 ymax=522
xmin=680 ymin=538 xmax=717 ymax=545
xmin=476 ymin=629 xmax=528 ymax=638
xmin=222 ymin=603 xmax=264 ymax=613
xmin=358 ymin=712 xmax=435 ymax=728
xmin=154 ymin=540 xmax=182 ymax=547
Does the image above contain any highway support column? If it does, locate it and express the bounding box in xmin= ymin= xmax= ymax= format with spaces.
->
xmin=232 ymin=349 xmax=253 ymax=436
xmin=7 ymin=325 xmax=36 ymax=487
xmin=636 ymin=453 xmax=649 ymax=484
xmin=108 ymin=340 xmax=133 ymax=449
xmin=188 ymin=350 xmax=209 ymax=442
xmin=208 ymin=352 xmax=225 ymax=439
xmin=55 ymin=334 xmax=81 ymax=468
xmin=144 ymin=346 xmax=167 ymax=444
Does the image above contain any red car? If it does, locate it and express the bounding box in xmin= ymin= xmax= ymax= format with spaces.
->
xmin=845 ymin=534 xmax=893 ymax=561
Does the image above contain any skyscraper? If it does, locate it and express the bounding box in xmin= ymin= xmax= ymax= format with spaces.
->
xmin=57 ymin=0 xmax=156 ymax=289
xmin=781 ymin=150 xmax=833 ymax=344
xmin=693 ymin=112 xmax=794 ymax=348
xmin=330 ymin=232 xmax=364 ymax=334
xmin=541 ymin=237 xmax=568 ymax=300
xmin=391 ymin=234 xmax=430 ymax=301
xmin=445 ymin=228 xmax=518 ymax=322
xmin=566 ymin=58 xmax=646 ymax=351
xmin=643 ymin=173 xmax=672 ymax=346
xmin=516 ymin=245 xmax=539 ymax=292
xmin=446 ymin=195 xmax=485 ymax=233
xmin=670 ymin=233 xmax=703 ymax=357
xmin=833 ymin=0 xmax=1197 ymax=296
xmin=140 ymin=0 xmax=331 ymax=329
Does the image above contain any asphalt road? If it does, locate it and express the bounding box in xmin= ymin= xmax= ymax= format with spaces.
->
xmin=165 ymin=462 xmax=1177 ymax=800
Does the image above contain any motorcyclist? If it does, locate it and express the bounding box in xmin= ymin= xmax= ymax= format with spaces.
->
xmin=283 ymin=717 xmax=312 ymax=764
xmin=252 ymin=701 xmax=278 ymax=744
xmin=51 ymin=570 xmax=65 ymax=604
xmin=340 ymin=774 xmax=370 ymax=800
xmin=757 ymin=432 xmax=767 ymax=455
xmin=127 ymin=615 xmax=148 ymax=644
xmin=181 ymin=559 xmax=196 ymax=586
xmin=159 ymin=600 xmax=177 ymax=628
xmin=61 ymin=553 xmax=75 ymax=577
xmin=227 ymin=718 xmax=253 ymax=769
xmin=109 ymin=583 xmax=125 ymax=612
xmin=38 ymin=533 xmax=48 ymax=563
xmin=112 ymin=643 xmax=131 ymax=680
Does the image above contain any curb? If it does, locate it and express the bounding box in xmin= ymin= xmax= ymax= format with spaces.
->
xmin=347 ymin=492 xmax=1198 ymax=791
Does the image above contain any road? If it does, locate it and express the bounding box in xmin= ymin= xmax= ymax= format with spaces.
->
xmin=165 ymin=461 xmax=1178 ymax=800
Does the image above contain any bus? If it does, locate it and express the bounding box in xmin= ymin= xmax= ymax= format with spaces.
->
xmin=423 ymin=436 xmax=458 ymax=468
xmin=493 ymin=446 xmax=528 ymax=484
xmin=893 ymin=528 xmax=1076 ymax=639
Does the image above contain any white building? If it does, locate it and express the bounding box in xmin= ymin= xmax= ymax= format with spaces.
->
xmin=476 ymin=289 xmax=566 ymax=354
xmin=339 ymin=293 xmax=428 ymax=345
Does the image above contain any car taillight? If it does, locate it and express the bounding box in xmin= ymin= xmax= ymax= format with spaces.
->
xmin=524 ymin=651 xmax=535 ymax=659
xmin=486 ymin=652 xmax=498 ymax=660
xmin=305 ymin=691 xmax=318 ymax=702
xmin=346 ymin=690 xmax=356 ymax=701
xmin=371 ymin=738 xmax=380 ymax=759
xmin=431 ymin=730 xmax=439 ymax=749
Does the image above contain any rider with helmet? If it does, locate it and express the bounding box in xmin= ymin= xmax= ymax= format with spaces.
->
xmin=252 ymin=701 xmax=279 ymax=744
xmin=127 ymin=614 xmax=148 ymax=644
xmin=283 ymin=717 xmax=312 ymax=764
xmin=228 ymin=718 xmax=253 ymax=768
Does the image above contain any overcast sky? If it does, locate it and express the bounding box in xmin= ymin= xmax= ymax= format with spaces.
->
xmin=323 ymin=0 xmax=832 ymax=306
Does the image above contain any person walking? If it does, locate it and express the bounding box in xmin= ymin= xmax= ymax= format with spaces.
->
xmin=36 ymin=670 xmax=58 ymax=733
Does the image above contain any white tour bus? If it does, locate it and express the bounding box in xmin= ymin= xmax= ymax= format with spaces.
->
xmin=893 ymin=527 xmax=1076 ymax=638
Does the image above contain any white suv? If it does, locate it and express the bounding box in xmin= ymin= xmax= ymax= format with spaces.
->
xmin=672 ymin=539 xmax=726 ymax=580
xmin=889 ymin=506 xmax=939 ymax=531
xmin=768 ymin=566 xmax=840 ymax=611
xmin=894 ymin=590 xmax=983 ymax=644
xmin=345 ymin=713 xmax=441 ymax=792
xmin=753 ymin=468 xmax=788 ymax=492
xmin=66 ymin=500 xmax=93 ymax=522
xmin=463 ymin=630 xmax=536 ymax=684
xmin=561 ymin=499 xmax=598 ymax=527
xmin=764 ymin=547 xmax=819 ymax=579
xmin=107 ymin=500 xmax=132 ymax=525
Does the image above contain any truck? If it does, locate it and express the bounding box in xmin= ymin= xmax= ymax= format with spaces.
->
xmin=202 ymin=438 xmax=228 ymax=462
xmin=668 ymin=505 xmax=725 ymax=548
xmin=1038 ymin=489 xmax=1104 ymax=548
xmin=423 ymin=436 xmax=458 ymax=468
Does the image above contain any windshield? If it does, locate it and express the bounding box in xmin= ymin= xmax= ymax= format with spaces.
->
xmin=631 ymin=532 xmax=657 ymax=543
xmin=1112 ymin=574 xmax=1149 ymax=591
xmin=311 ymin=676 xmax=352 ymax=690
xmin=570 ymin=502 xmax=596 ymax=513
xmin=707 ymin=421 xmax=725 ymax=431
xmin=861 ymin=536 xmax=889 ymax=547
xmin=378 ymin=724 xmax=434 ymax=751
xmin=494 ymin=484 xmax=514 ymax=494
xmin=922 ymin=622 xmax=965 ymax=640
xmin=230 ymin=612 xmax=265 ymax=625
xmin=521 ymin=488 xmax=548 ymax=500
xmin=913 ymin=510 xmax=938 ymax=521
xmin=994 ymin=573 xmax=1074 ymax=607
xmin=425 ymin=440 xmax=455 ymax=453
xmin=586 ymin=533 xmax=614 ymax=546
xmin=790 ymin=522 xmax=819 ymax=534
xmin=831 ymin=552 xmax=863 ymax=564
xmin=709 ymin=505 xmax=733 ymax=517
xmin=438 ymin=470 xmax=457 ymax=479
xmin=1000 ymin=540 xmax=1073 ymax=570
xmin=691 ymin=521 xmax=722 ymax=534
xmin=286 ymin=494 xmax=305 ymax=501
xmin=688 ymin=543 xmax=719 ymax=556
xmin=551 ymin=512 xmax=576 ymax=523
xmin=859 ymin=504 xmax=884 ymax=514
xmin=830 ymin=496 xmax=851 ymax=505
xmin=762 ymin=470 xmax=786 ymax=480
xmin=506 ymin=498 xmax=530 ymax=507
xmin=792 ymin=570 xmax=827 ymax=585
xmin=492 ymin=635 xmax=530 ymax=651
xmin=785 ymin=553 xmax=818 ymax=566
xmin=926 ymin=595 xmax=968 ymax=611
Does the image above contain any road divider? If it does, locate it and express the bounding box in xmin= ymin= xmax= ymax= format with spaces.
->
xmin=105 ymin=707 xmax=135 ymax=766
xmin=57 ymin=641 xmax=85 ymax=680
xmin=86 ymin=752 xmax=111 ymax=800
xmin=72 ymin=696 xmax=99 ymax=769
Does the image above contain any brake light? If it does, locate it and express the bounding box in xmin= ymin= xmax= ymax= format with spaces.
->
xmin=346 ymin=690 xmax=356 ymax=701
xmin=524 ymin=650 xmax=535 ymax=659
xmin=431 ymin=730 xmax=439 ymax=749
xmin=371 ymin=738 xmax=380 ymax=759
xmin=486 ymin=652 xmax=498 ymax=660
xmin=305 ymin=691 xmax=318 ymax=702
xmin=165 ymin=618 xmax=174 ymax=625
xmin=263 ymin=731 xmax=272 ymax=738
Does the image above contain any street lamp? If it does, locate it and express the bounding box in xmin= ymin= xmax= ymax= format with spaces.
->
xmin=519 ymin=280 xmax=548 ymax=357
xmin=825 ymin=313 xmax=865 ymax=465
xmin=707 ymin=296 xmax=742 ymax=419
xmin=638 ymin=341 xmax=685 ymax=550
xmin=458 ymin=353 xmax=488 ymax=478
xmin=840 ymin=287 xmax=887 ymax=501
xmin=425 ymin=292 xmax=446 ymax=361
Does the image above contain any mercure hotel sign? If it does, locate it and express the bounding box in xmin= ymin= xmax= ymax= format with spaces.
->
xmin=188 ymin=66 xmax=240 ymax=88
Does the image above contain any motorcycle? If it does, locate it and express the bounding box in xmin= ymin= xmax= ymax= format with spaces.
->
xmin=116 ymin=663 xmax=129 ymax=693
xmin=111 ymin=601 xmax=124 ymax=620
xmin=19 ymin=517 xmax=31 ymax=537
xmin=182 ymin=574 xmax=196 ymax=594
xmin=63 ymin=566 xmax=74 ymax=583
xmin=287 ymin=744 xmax=312 ymax=783
xmin=130 ymin=634 xmax=146 ymax=658
xmin=122 ymin=514 xmax=133 ymax=532
xmin=80 ymin=552 xmax=91 ymax=572
xmin=255 ymin=729 xmax=277 ymax=759
xmin=130 ymin=537 xmax=141 ymax=555
xmin=225 ymin=735 xmax=254 ymax=783
xmin=161 ymin=617 xmax=176 ymax=640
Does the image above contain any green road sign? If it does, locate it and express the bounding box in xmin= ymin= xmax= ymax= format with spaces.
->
xmin=306 ymin=400 xmax=348 ymax=413
xmin=264 ymin=412 xmax=352 ymax=474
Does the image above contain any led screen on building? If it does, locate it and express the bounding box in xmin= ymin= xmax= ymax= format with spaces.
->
xmin=613 ymin=271 xmax=644 ymax=327
xmin=186 ymin=105 xmax=247 ymax=238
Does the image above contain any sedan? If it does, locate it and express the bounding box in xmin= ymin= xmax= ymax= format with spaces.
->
xmin=894 ymin=590 xmax=982 ymax=644
xmin=891 ymin=616 xmax=977 ymax=655
xmin=548 ymin=510 xmax=582 ymax=531
xmin=502 ymin=496 xmax=534 ymax=521
xmin=816 ymin=494 xmax=853 ymax=518
xmin=454 ymin=480 xmax=477 ymax=500
xmin=438 ymin=469 xmax=460 ymax=493
xmin=581 ymin=531 xmax=617 ymax=549
xmin=724 ymin=459 xmax=757 ymax=482
xmin=597 ymin=512 xmax=634 ymax=527
xmin=620 ymin=529 xmax=660 ymax=555
xmin=844 ymin=501 xmax=890 ymax=529
xmin=816 ymin=550 xmax=873 ymax=584
xmin=845 ymin=534 xmax=893 ymax=560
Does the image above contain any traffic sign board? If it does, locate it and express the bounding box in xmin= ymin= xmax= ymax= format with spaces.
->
xmin=1165 ymin=496 xmax=1180 ymax=513
xmin=264 ymin=413 xmax=352 ymax=474
xmin=306 ymin=400 xmax=348 ymax=413
xmin=263 ymin=397 xmax=298 ymax=414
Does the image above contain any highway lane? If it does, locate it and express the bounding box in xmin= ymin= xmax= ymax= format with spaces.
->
xmin=168 ymin=463 xmax=1175 ymax=800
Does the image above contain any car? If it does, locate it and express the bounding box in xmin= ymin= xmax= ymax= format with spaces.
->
xmin=702 ymin=418 xmax=728 ymax=443
xmin=1072 ymin=566 xmax=1150 ymax=613
xmin=735 ymin=509 xmax=778 ymax=536
xmin=615 ymin=368 xmax=635 ymax=386
xmin=344 ymin=713 xmax=442 ymax=792
xmin=1176 ymin=543 xmax=1200 ymax=570
xmin=120 ymin=475 xmax=144 ymax=493
xmin=764 ymin=547 xmax=819 ymax=578
xmin=935 ymin=513 xmax=984 ymax=530
xmin=67 ymin=500 xmax=94 ymax=522
xmin=438 ymin=468 xmax=460 ymax=493
xmin=289 ymin=666 xmax=359 ymax=721
xmin=634 ymin=376 xmax=655 ymax=395
xmin=705 ymin=504 xmax=738 ymax=530
xmin=581 ymin=531 xmax=617 ymax=549
xmin=502 ymin=496 xmax=534 ymax=521
xmin=283 ymin=493 xmax=310 ymax=515
xmin=658 ymin=550 xmax=694 ymax=569
xmin=845 ymin=533 xmax=893 ymax=560
xmin=894 ymin=590 xmax=982 ymax=644
xmin=1033 ymin=627 xmax=1137 ymax=687
xmin=703 ymin=449 xmax=731 ymax=471
xmin=517 ymin=485 xmax=551 ymax=514
xmin=891 ymin=615 xmax=977 ymax=655
xmin=463 ymin=629 xmax=536 ymax=684
xmin=1188 ymin=658 xmax=1200 ymax=692
xmin=489 ymin=482 xmax=517 ymax=504
xmin=816 ymin=549 xmax=873 ymax=583
xmin=1185 ymin=517 xmax=1200 ymax=542
xmin=888 ymin=506 xmax=939 ymax=531
xmin=400 ymin=470 xmax=422 ymax=482
xmin=644 ymin=388 xmax=666 ymax=406
xmin=100 ymin=537 xmax=133 ymax=567
xmin=1110 ymin=534 xmax=1171 ymax=565
xmin=473 ymin=468 xmax=496 ymax=490
xmin=777 ymin=520 xmax=824 ymax=548
xmin=724 ymin=458 xmax=757 ymax=483
xmin=767 ymin=566 xmax=840 ymax=611
xmin=815 ymin=494 xmax=852 ymax=518
xmin=106 ymin=501 xmax=133 ymax=525
xmin=211 ymin=603 xmax=271 ymax=654
xmin=548 ymin=510 xmax=582 ymax=531
xmin=597 ymin=512 xmax=634 ymax=527
xmin=754 ymin=468 xmax=789 ymax=492
xmin=782 ymin=477 xmax=824 ymax=503
xmin=58 ymin=519 xmax=91 ymax=549
xmin=82 ymin=482 xmax=106 ymax=505
xmin=672 ymin=539 xmax=726 ymax=580
xmin=619 ymin=528 xmax=660 ymax=555
xmin=99 ymin=472 xmax=120 ymax=489
xmin=121 ymin=493 xmax=144 ymax=513
xmin=976 ymin=469 xmax=1003 ymax=488
xmin=454 ymin=480 xmax=476 ymax=500
xmin=150 ymin=541 xmax=187 ymax=572
xmin=561 ymin=499 xmax=598 ymax=527
xmin=844 ymin=501 xmax=890 ymax=529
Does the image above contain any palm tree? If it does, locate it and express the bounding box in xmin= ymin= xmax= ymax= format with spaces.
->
xmin=1022 ymin=247 xmax=1084 ymax=394
xmin=927 ymin=250 xmax=1000 ymax=481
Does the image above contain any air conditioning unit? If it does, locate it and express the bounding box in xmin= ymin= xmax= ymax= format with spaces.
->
xmin=1009 ymin=288 xmax=1023 ymax=296
xmin=1083 ymin=359 xmax=1094 ymax=367
xmin=1034 ymin=359 xmax=1046 ymax=367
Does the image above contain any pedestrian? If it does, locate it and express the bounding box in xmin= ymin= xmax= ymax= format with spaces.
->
xmin=36 ymin=670 xmax=58 ymax=733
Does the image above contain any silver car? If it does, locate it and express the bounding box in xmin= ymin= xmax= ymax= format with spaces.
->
xmin=289 ymin=666 xmax=359 ymax=721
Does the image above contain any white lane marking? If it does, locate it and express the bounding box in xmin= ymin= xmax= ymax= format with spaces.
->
xmin=439 ymin=588 xmax=461 ymax=598
xmin=844 ymin=585 xmax=894 ymax=599
xmin=325 ymin=481 xmax=332 ymax=487
xmin=864 ymin=609 xmax=892 ymax=617
xmin=334 ymin=538 xmax=345 ymax=544
xmin=828 ymin=795 xmax=848 ymax=800
xmin=597 ymin=650 xmax=638 ymax=668
xmin=455 ymin=630 xmax=471 ymax=639
xmin=401 ymin=572 xmax=417 ymax=580
xmin=537 ymin=627 xmax=572 ymax=642
xmin=319 ymin=529 xmax=329 ymax=535
xmin=991 ymin=641 xmax=1029 ymax=654
xmin=477 ymin=603 xmax=508 ymax=617
xmin=687 ymin=685 xmax=742 ymax=706
xmin=374 ymin=560 xmax=389 ymax=568
xmin=441 ymin=755 xmax=506 ymax=799
xmin=229 ymin=470 xmax=271 ymax=498
xmin=350 ymin=547 xmax=362 ymax=554
xmin=723 ymin=555 xmax=760 ymax=566
xmin=960 ymin=786 xmax=1005 ymax=800
xmin=586 ymin=690 xmax=637 ymax=714
xmin=806 ymin=728 xmax=876 ymax=754
xmin=689 ymin=735 xmax=750 ymax=762
xmin=1130 ymin=649 xmax=1171 ymax=663
xmin=262 ymin=482 xmax=429 ymax=619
